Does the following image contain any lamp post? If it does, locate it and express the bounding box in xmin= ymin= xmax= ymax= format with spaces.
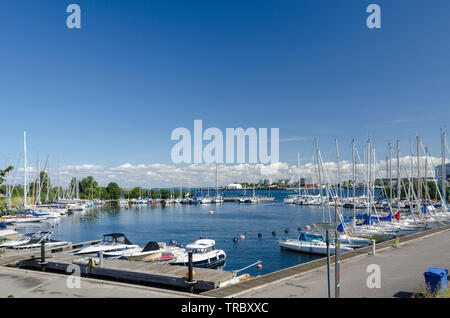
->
xmin=317 ymin=222 xmax=333 ymax=298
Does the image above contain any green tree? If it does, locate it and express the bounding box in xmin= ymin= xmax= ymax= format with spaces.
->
xmin=80 ymin=176 xmax=98 ymax=198
xmin=106 ymin=182 xmax=121 ymax=200
xmin=0 ymin=166 xmax=13 ymax=185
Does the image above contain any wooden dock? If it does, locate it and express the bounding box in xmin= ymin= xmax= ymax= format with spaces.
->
xmin=19 ymin=253 xmax=237 ymax=292
xmin=0 ymin=239 xmax=102 ymax=266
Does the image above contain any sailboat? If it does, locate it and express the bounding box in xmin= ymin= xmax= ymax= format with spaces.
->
xmin=249 ymin=186 xmax=260 ymax=204
xmin=212 ymin=164 xmax=223 ymax=204
xmin=239 ymin=184 xmax=250 ymax=203
xmin=201 ymin=187 xmax=213 ymax=203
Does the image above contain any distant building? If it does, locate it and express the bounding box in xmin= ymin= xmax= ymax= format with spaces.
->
xmin=436 ymin=163 xmax=450 ymax=180
xmin=226 ymin=183 xmax=243 ymax=190
xmin=300 ymin=177 xmax=316 ymax=187
xmin=260 ymin=178 xmax=272 ymax=185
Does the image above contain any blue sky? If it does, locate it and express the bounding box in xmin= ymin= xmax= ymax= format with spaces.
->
xmin=0 ymin=1 xmax=449 ymax=186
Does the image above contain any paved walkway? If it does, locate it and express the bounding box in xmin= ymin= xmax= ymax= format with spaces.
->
xmin=234 ymin=229 xmax=450 ymax=298
xmin=0 ymin=266 xmax=203 ymax=298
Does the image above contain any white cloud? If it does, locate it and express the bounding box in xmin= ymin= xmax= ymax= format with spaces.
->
xmin=6 ymin=156 xmax=449 ymax=189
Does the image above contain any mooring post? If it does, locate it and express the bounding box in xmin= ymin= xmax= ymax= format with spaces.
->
xmin=188 ymin=251 xmax=194 ymax=291
xmin=335 ymin=238 xmax=340 ymax=298
xmin=188 ymin=251 xmax=193 ymax=281
xmin=371 ymin=240 xmax=376 ymax=255
xmin=99 ymin=251 xmax=104 ymax=268
xmin=40 ymin=241 xmax=47 ymax=271
xmin=325 ymin=230 xmax=331 ymax=299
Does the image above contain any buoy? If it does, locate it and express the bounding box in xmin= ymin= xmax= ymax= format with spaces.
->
xmin=257 ymin=233 xmax=262 ymax=238
xmin=233 ymin=237 xmax=238 ymax=242
xmin=305 ymin=225 xmax=310 ymax=231
xmin=239 ymin=235 xmax=245 ymax=240
xmin=284 ymin=228 xmax=289 ymax=233
xmin=257 ymin=264 xmax=263 ymax=270
xmin=313 ymin=224 xmax=317 ymax=228
xmin=272 ymin=231 xmax=276 ymax=236
xmin=297 ymin=227 xmax=302 ymax=232
xmin=209 ymin=210 xmax=214 ymax=214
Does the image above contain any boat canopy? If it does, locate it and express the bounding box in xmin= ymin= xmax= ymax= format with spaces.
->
xmin=142 ymin=241 xmax=160 ymax=252
xmin=103 ymin=233 xmax=133 ymax=245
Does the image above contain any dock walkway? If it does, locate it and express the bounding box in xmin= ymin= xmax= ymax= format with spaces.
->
xmin=19 ymin=253 xmax=236 ymax=292
xmin=203 ymin=225 xmax=450 ymax=298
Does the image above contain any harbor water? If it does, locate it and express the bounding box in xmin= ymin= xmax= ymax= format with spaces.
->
xmin=12 ymin=189 xmax=371 ymax=276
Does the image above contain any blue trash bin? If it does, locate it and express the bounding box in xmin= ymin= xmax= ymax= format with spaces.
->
xmin=424 ymin=268 xmax=448 ymax=295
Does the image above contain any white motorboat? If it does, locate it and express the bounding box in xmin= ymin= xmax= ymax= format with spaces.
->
xmin=0 ymin=232 xmax=33 ymax=248
xmin=0 ymin=220 xmax=19 ymax=239
xmin=2 ymin=214 xmax=47 ymax=223
xmin=116 ymin=241 xmax=185 ymax=262
xmin=12 ymin=231 xmax=71 ymax=249
xmin=72 ymin=233 xmax=139 ymax=257
xmin=279 ymin=232 xmax=353 ymax=255
xmin=171 ymin=239 xmax=226 ymax=268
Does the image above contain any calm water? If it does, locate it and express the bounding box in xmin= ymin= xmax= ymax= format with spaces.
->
xmin=14 ymin=189 xmax=369 ymax=276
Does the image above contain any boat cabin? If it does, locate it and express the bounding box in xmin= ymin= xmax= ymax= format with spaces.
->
xmin=185 ymin=239 xmax=215 ymax=254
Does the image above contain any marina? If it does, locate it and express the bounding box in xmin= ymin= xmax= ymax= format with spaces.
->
xmin=1 ymin=128 xmax=449 ymax=298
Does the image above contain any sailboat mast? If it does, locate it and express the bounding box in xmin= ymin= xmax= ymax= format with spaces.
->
xmin=297 ymin=152 xmax=301 ymax=196
xmin=335 ymin=139 xmax=341 ymax=200
xmin=57 ymin=153 xmax=60 ymax=204
xmin=442 ymin=129 xmax=447 ymax=203
xmin=417 ymin=136 xmax=421 ymax=212
xmin=37 ymin=157 xmax=41 ymax=205
xmin=46 ymin=152 xmax=50 ymax=202
xmin=388 ymin=142 xmax=392 ymax=201
xmin=425 ymin=146 xmax=429 ymax=201
xmin=396 ymin=140 xmax=401 ymax=209
xmin=215 ymin=163 xmax=218 ymax=196
xmin=352 ymin=139 xmax=356 ymax=221
xmin=23 ymin=131 xmax=27 ymax=208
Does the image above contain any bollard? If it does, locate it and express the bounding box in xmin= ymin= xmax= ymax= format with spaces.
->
xmin=335 ymin=238 xmax=340 ymax=298
xmin=371 ymin=240 xmax=376 ymax=255
xmin=394 ymin=237 xmax=400 ymax=248
xmin=39 ymin=241 xmax=47 ymax=271
xmin=188 ymin=251 xmax=193 ymax=282
xmin=325 ymin=230 xmax=331 ymax=299
xmin=99 ymin=251 xmax=104 ymax=268
xmin=187 ymin=251 xmax=195 ymax=293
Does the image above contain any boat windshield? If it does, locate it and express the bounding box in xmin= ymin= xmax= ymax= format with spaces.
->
xmin=15 ymin=235 xmax=32 ymax=242
xmin=186 ymin=246 xmax=214 ymax=254
xmin=101 ymin=235 xmax=127 ymax=244
xmin=299 ymin=232 xmax=324 ymax=242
